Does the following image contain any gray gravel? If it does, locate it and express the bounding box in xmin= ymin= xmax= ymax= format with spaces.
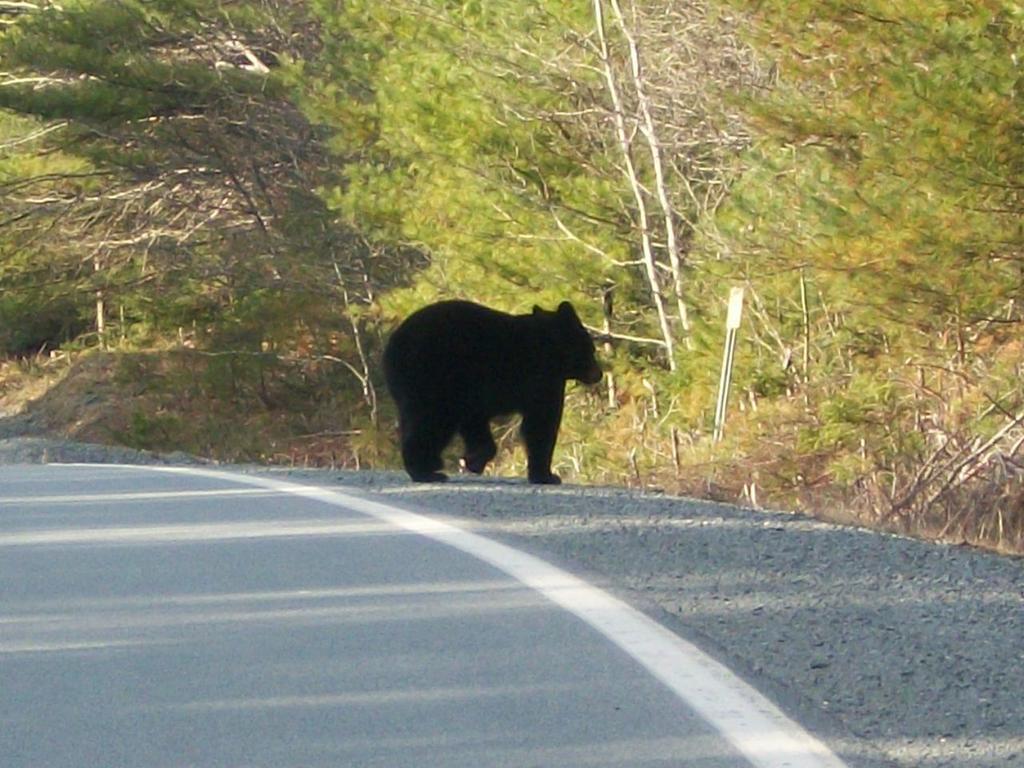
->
xmin=2 ymin=434 xmax=1022 ymax=768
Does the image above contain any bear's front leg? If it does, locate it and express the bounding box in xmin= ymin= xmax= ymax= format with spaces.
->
xmin=459 ymin=418 xmax=497 ymax=475
xmin=521 ymin=388 xmax=565 ymax=485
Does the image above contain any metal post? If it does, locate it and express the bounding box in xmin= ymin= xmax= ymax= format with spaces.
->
xmin=713 ymin=287 xmax=744 ymax=442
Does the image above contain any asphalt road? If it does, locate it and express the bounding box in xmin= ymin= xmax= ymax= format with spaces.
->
xmin=0 ymin=464 xmax=848 ymax=768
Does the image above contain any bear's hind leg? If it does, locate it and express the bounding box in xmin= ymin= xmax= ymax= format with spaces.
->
xmin=459 ymin=418 xmax=497 ymax=475
xmin=400 ymin=412 xmax=453 ymax=482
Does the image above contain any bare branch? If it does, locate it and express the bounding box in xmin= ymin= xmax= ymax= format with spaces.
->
xmin=607 ymin=0 xmax=691 ymax=345
xmin=592 ymin=0 xmax=676 ymax=370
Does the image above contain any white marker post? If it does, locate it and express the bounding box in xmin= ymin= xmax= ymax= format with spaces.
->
xmin=714 ymin=286 xmax=745 ymax=443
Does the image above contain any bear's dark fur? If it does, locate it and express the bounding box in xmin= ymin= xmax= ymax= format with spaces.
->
xmin=383 ymin=300 xmax=602 ymax=484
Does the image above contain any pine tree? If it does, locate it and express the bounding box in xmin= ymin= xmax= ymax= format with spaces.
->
xmin=0 ymin=0 xmax=352 ymax=351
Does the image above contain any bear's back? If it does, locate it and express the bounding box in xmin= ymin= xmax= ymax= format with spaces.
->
xmin=383 ymin=301 xmax=532 ymax=408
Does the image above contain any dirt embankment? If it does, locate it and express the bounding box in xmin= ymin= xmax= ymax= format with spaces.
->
xmin=0 ymin=350 xmax=380 ymax=467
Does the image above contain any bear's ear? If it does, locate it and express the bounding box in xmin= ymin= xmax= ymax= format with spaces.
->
xmin=532 ymin=305 xmax=544 ymax=315
xmin=557 ymin=301 xmax=577 ymax=319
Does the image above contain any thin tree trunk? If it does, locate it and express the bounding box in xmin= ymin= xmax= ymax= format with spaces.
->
xmin=334 ymin=262 xmax=378 ymax=425
xmin=607 ymin=0 xmax=691 ymax=349
xmin=602 ymin=284 xmax=617 ymax=409
xmin=592 ymin=0 xmax=676 ymax=371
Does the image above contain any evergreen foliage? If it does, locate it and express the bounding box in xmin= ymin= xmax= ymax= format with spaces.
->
xmin=300 ymin=0 xmax=624 ymax=320
xmin=0 ymin=0 xmax=360 ymax=353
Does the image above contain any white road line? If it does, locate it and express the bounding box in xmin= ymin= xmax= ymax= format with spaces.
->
xmin=63 ymin=464 xmax=850 ymax=768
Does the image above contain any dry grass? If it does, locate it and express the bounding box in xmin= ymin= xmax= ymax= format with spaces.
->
xmin=0 ymin=353 xmax=71 ymax=418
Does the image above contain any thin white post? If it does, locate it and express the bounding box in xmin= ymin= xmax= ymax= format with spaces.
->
xmin=713 ymin=287 xmax=744 ymax=443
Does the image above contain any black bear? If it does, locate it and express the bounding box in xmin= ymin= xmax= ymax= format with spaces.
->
xmin=383 ymin=300 xmax=602 ymax=484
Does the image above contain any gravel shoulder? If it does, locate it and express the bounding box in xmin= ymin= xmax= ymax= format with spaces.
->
xmin=2 ymin=435 xmax=1022 ymax=768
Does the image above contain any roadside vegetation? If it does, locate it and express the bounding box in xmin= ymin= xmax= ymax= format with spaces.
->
xmin=1 ymin=0 xmax=1021 ymax=553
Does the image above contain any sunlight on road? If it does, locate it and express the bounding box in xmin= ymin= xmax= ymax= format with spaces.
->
xmin=0 ymin=518 xmax=403 ymax=546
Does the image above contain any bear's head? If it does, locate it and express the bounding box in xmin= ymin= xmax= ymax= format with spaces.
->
xmin=535 ymin=301 xmax=603 ymax=385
